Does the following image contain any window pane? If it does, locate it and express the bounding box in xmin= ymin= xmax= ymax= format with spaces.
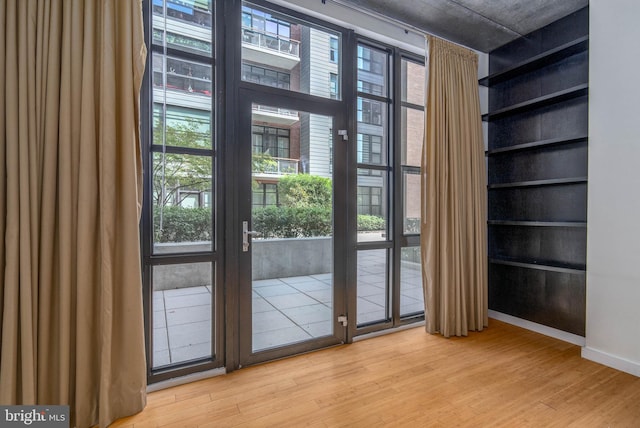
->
xmin=403 ymin=169 xmax=421 ymax=234
xmin=152 ymin=262 xmax=213 ymax=368
xmin=153 ymin=56 xmax=213 ymax=112
xmin=357 ymin=169 xmax=387 ymax=242
xmin=153 ymin=104 xmax=212 ymax=149
xmin=241 ymin=2 xmax=341 ymax=100
xmin=401 ymin=58 xmax=425 ymax=105
xmin=357 ymin=44 xmax=388 ymax=96
xmin=153 ymin=153 xmax=213 ymax=253
xmin=152 ymin=0 xmax=213 ymax=56
xmin=401 ymin=106 xmax=423 ymax=167
xmin=357 ymin=249 xmax=389 ymax=325
xmin=400 ymin=247 xmax=424 ymax=316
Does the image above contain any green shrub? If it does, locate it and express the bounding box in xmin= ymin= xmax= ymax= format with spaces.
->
xmin=357 ymin=214 xmax=385 ymax=231
xmin=154 ymin=206 xmax=212 ymax=243
xmin=278 ymin=174 xmax=332 ymax=208
xmin=252 ymin=206 xmax=332 ymax=238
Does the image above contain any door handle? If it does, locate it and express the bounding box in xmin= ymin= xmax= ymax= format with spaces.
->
xmin=242 ymin=221 xmax=259 ymax=252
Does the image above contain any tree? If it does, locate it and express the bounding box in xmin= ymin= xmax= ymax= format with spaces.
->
xmin=152 ymin=118 xmax=212 ymax=208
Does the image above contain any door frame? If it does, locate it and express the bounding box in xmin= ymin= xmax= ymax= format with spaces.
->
xmin=233 ymin=87 xmax=349 ymax=367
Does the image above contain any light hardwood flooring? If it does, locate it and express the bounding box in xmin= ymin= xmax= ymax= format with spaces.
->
xmin=112 ymin=319 xmax=640 ymax=427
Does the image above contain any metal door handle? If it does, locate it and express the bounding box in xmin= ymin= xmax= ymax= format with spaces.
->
xmin=242 ymin=221 xmax=259 ymax=252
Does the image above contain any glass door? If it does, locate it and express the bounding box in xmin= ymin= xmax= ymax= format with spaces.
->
xmin=237 ymin=90 xmax=347 ymax=366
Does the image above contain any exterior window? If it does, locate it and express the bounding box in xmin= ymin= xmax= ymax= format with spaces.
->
xmin=242 ymin=64 xmax=290 ymax=89
xmin=357 ymin=98 xmax=383 ymax=125
xmin=252 ymin=125 xmax=290 ymax=159
xmin=329 ymin=36 xmax=339 ymax=63
xmin=357 ymin=134 xmax=382 ymax=165
xmin=329 ymin=73 xmax=338 ymax=99
xmin=252 ymin=183 xmax=279 ymax=207
xmin=357 ymin=186 xmax=383 ymax=216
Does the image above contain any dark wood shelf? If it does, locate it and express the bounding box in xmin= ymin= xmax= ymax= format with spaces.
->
xmin=479 ymin=36 xmax=589 ymax=86
xmin=489 ymin=257 xmax=586 ymax=274
xmin=488 ymin=177 xmax=587 ymax=189
xmin=487 ymin=136 xmax=588 ymax=156
xmin=488 ymin=220 xmax=587 ymax=228
xmin=482 ymin=84 xmax=588 ymax=121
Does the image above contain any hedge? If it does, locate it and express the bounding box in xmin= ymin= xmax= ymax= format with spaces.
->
xmin=153 ymin=205 xmax=386 ymax=242
xmin=154 ymin=206 xmax=212 ymax=243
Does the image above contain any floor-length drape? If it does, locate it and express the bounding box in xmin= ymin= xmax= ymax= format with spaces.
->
xmin=0 ymin=1 xmax=147 ymax=426
xmin=421 ymin=35 xmax=488 ymax=337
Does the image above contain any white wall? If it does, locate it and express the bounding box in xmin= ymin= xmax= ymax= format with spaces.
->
xmin=583 ymin=0 xmax=640 ymax=377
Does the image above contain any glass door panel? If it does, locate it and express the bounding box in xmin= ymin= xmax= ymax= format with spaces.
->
xmin=238 ymin=92 xmax=345 ymax=365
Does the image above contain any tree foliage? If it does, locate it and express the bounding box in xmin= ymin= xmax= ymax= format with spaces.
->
xmin=278 ymin=174 xmax=332 ymax=208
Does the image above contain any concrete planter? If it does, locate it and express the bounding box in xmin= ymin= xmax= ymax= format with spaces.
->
xmin=152 ymin=237 xmax=332 ymax=290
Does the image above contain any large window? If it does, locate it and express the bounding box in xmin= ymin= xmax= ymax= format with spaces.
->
xmin=146 ymin=0 xmax=217 ymax=376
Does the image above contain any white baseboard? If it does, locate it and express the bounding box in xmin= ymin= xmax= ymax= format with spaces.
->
xmin=582 ymin=347 xmax=640 ymax=377
xmin=488 ymin=310 xmax=586 ymax=346
xmin=147 ymin=367 xmax=226 ymax=392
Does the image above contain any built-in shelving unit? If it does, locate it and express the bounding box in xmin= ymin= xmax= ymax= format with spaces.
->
xmin=481 ymin=7 xmax=589 ymax=337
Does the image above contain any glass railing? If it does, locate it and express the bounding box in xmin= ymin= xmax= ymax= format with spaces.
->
xmin=252 ymin=104 xmax=298 ymax=119
xmin=242 ymin=27 xmax=300 ymax=58
xmin=254 ymin=158 xmax=299 ymax=175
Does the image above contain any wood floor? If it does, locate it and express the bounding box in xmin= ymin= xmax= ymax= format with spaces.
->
xmin=112 ymin=320 xmax=640 ymax=427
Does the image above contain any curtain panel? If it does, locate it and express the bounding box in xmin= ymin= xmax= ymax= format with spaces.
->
xmin=0 ymin=1 xmax=147 ymax=426
xmin=421 ymin=35 xmax=488 ymax=337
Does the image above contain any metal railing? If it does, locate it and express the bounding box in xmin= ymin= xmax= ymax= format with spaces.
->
xmin=242 ymin=27 xmax=300 ymax=58
xmin=255 ymin=158 xmax=299 ymax=175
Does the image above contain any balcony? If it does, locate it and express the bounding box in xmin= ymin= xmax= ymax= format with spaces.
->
xmin=252 ymin=104 xmax=299 ymax=126
xmin=242 ymin=27 xmax=301 ymax=71
xmin=253 ymin=157 xmax=299 ymax=178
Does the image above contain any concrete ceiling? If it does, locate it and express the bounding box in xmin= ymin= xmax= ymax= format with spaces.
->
xmin=340 ymin=0 xmax=589 ymax=52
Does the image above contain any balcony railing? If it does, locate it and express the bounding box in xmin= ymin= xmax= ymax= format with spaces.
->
xmin=254 ymin=157 xmax=299 ymax=176
xmin=252 ymin=104 xmax=298 ymax=119
xmin=242 ymin=27 xmax=300 ymax=58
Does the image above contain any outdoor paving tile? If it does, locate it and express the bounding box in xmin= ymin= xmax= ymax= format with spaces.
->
xmin=309 ymin=273 xmax=332 ymax=281
xmin=162 ymin=286 xmax=210 ymax=298
xmin=171 ymin=342 xmax=212 ymax=364
xmin=357 ymin=297 xmax=386 ymax=324
xmin=165 ymin=304 xmax=211 ymax=326
xmin=281 ymin=304 xmax=331 ymax=325
xmin=358 ymin=274 xmax=386 ymax=288
xmin=253 ymin=278 xmax=286 ymax=288
xmin=263 ymin=293 xmax=319 ymax=309
xmin=357 ymin=283 xmax=385 ymax=297
xmin=165 ymin=292 xmax=211 ymax=309
xmin=401 ymin=302 xmax=424 ymax=316
xmin=400 ymin=286 xmax=424 ymax=300
xmin=252 ymin=296 xmax=274 ymax=313
xmin=304 ymin=288 xmax=333 ymax=305
xmin=164 ymin=291 xmax=212 ymax=310
xmin=280 ymin=275 xmax=327 ymax=284
xmin=253 ymin=326 xmax=311 ymax=351
xmin=168 ymin=320 xmax=211 ymax=348
xmin=253 ymin=284 xmax=299 ymax=298
xmin=153 ymin=291 xmax=165 ymax=309
xmin=299 ymin=320 xmax=333 ymax=338
xmin=153 ymin=327 xmax=169 ymax=352
xmin=358 ymin=290 xmax=386 ymax=306
xmin=288 ymin=280 xmax=331 ymax=293
xmin=153 ymin=350 xmax=170 ymax=368
xmin=153 ymin=310 xmax=166 ymax=329
xmin=252 ymin=310 xmax=298 ymax=333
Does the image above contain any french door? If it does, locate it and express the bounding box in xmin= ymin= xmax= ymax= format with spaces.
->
xmin=235 ymin=89 xmax=348 ymax=366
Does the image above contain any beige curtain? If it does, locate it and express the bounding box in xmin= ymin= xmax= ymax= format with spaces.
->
xmin=421 ymin=35 xmax=488 ymax=337
xmin=0 ymin=1 xmax=147 ymax=427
